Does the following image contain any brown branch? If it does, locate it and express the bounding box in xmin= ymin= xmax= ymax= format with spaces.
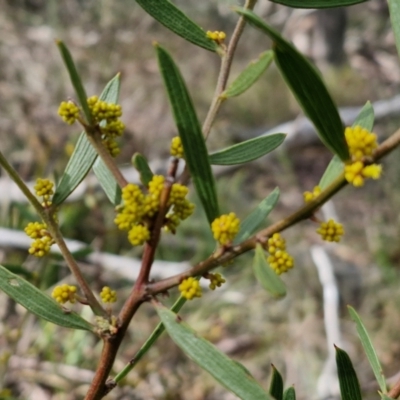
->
xmin=388 ymin=374 xmax=400 ymax=399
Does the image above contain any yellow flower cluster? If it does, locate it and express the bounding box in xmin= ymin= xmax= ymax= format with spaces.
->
xmin=100 ymin=286 xmax=117 ymax=304
xmin=303 ymin=185 xmax=321 ymax=203
xmin=206 ymin=30 xmax=226 ymax=42
xmin=115 ymin=176 xmax=195 ymax=245
xmin=34 ymin=178 xmax=54 ymax=204
xmin=211 ymin=212 xmax=240 ymax=245
xmin=102 ymin=137 xmax=120 ymax=158
xmin=208 ymin=273 xmax=226 ymax=290
xmin=170 ymin=136 xmax=184 ymax=158
xmin=52 ymin=284 xmax=77 ymax=304
xmin=344 ymin=125 xmax=382 ymax=187
xmin=58 ymin=101 xmax=80 ymax=125
xmin=178 ymin=277 xmax=202 ymax=300
xmin=265 ymin=233 xmax=294 ymax=275
xmin=316 ymin=219 xmax=344 ymax=242
xmin=25 ymin=221 xmax=54 ymax=257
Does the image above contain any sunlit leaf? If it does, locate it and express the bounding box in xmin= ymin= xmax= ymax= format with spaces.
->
xmin=53 ymin=74 xmax=121 ymax=205
xmin=136 ymin=0 xmax=217 ymax=52
xmin=335 ymin=345 xmax=362 ymax=400
xmin=269 ymin=364 xmax=284 ymax=400
xmin=348 ymin=306 xmax=387 ymax=393
xmin=0 ymin=265 xmax=93 ymax=331
xmin=235 ymin=8 xmax=349 ymax=161
xmin=93 ymin=158 xmax=121 ymax=205
xmin=253 ymin=244 xmax=286 ymax=298
xmin=352 ymin=101 xmax=374 ymax=131
xmin=319 ymin=155 xmax=344 ymax=190
xmin=155 ymin=304 xmax=272 ymax=400
xmin=270 ymin=0 xmax=368 ymax=8
xmin=235 ymin=188 xmax=280 ymax=243
xmin=132 ymin=153 xmax=154 ymax=187
xmin=209 ymin=134 xmax=286 ymax=165
xmin=222 ymin=51 xmax=274 ymax=98
xmin=156 ymin=44 xmax=219 ymax=223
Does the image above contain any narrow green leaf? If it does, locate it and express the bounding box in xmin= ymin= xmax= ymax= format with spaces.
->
xmin=269 ymin=365 xmax=284 ymax=400
xmin=0 ymin=265 xmax=93 ymax=331
xmin=136 ymin=0 xmax=217 ymax=52
xmin=352 ymin=101 xmax=375 ymax=131
xmin=156 ymin=44 xmax=219 ymax=223
xmin=209 ymin=134 xmax=286 ymax=166
xmin=222 ymin=51 xmax=274 ymax=98
xmin=93 ymin=159 xmax=121 ymax=205
xmin=253 ymin=244 xmax=286 ymax=298
xmin=270 ymin=0 xmax=368 ymax=8
xmin=319 ymin=155 xmax=344 ymax=190
xmin=381 ymin=395 xmax=395 ymax=400
xmin=57 ymin=40 xmax=92 ymax=124
xmin=283 ymin=387 xmax=296 ymax=400
xmin=235 ymin=188 xmax=280 ymax=243
xmin=348 ymin=306 xmax=387 ymax=393
xmin=235 ymin=9 xmax=349 ymax=161
xmin=53 ymin=74 xmax=121 ymax=205
xmin=388 ymin=0 xmax=400 ymax=61
xmin=335 ymin=345 xmax=362 ymax=400
xmin=132 ymin=153 xmax=154 ymax=186
xmin=319 ymin=101 xmax=374 ymax=190
xmin=155 ymin=304 xmax=272 ymax=400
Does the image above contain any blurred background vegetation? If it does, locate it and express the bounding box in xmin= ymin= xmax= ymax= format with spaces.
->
xmin=1 ymin=0 xmax=400 ymax=399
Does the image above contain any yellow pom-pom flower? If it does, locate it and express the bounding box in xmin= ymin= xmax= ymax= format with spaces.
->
xmin=28 ymin=236 xmax=54 ymax=257
xmin=168 ymin=183 xmax=189 ymax=207
xmin=206 ymin=30 xmax=226 ymax=42
xmin=303 ymin=186 xmax=321 ymax=203
xmin=24 ymin=222 xmax=47 ymax=239
xmin=170 ymin=136 xmax=184 ymax=158
xmin=115 ymin=183 xmax=145 ymax=230
xmin=58 ymin=101 xmax=80 ymax=125
xmin=103 ymin=119 xmax=125 ymax=137
xmin=128 ymin=224 xmax=150 ymax=246
xmin=102 ymin=138 xmax=120 ymax=157
xmin=143 ymin=175 xmax=165 ymax=217
xmin=344 ymin=161 xmax=382 ymax=187
xmin=178 ymin=277 xmax=202 ymax=300
xmin=34 ymin=178 xmax=54 ymax=200
xmin=345 ymin=125 xmax=378 ymax=161
xmin=211 ymin=212 xmax=240 ymax=245
xmin=100 ymin=286 xmax=117 ymax=304
xmin=52 ymin=284 xmax=77 ymax=304
xmin=208 ymin=273 xmax=226 ymax=290
xmin=266 ymin=233 xmax=286 ymax=254
xmin=267 ymin=250 xmax=294 ymax=275
xmin=316 ymin=219 xmax=344 ymax=242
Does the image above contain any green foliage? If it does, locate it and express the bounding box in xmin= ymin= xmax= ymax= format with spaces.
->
xmin=132 ymin=153 xmax=154 ymax=186
xmin=270 ymin=0 xmax=368 ymax=8
xmin=283 ymin=387 xmax=296 ymax=400
xmin=335 ymin=345 xmax=362 ymax=400
xmin=269 ymin=365 xmax=284 ymax=400
xmin=0 ymin=265 xmax=93 ymax=331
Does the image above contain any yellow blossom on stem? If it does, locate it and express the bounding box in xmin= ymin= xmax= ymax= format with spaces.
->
xmin=317 ymin=219 xmax=344 ymax=242
xmin=34 ymin=178 xmax=54 ymax=201
xmin=128 ymin=224 xmax=150 ymax=246
xmin=206 ymin=30 xmax=226 ymax=42
xmin=211 ymin=212 xmax=240 ymax=245
xmin=143 ymin=175 xmax=165 ymax=217
xmin=28 ymin=236 xmax=54 ymax=257
xmin=24 ymin=222 xmax=47 ymax=239
xmin=52 ymin=284 xmax=77 ymax=304
xmin=344 ymin=161 xmax=382 ymax=187
xmin=100 ymin=286 xmax=117 ymax=304
xmin=58 ymin=101 xmax=80 ymax=125
xmin=267 ymin=250 xmax=294 ymax=275
xmin=170 ymin=136 xmax=184 ymax=158
xmin=266 ymin=232 xmax=286 ymax=254
xmin=178 ymin=277 xmax=202 ymax=300
xmin=208 ymin=273 xmax=226 ymax=290
xmin=303 ymin=186 xmax=321 ymax=203
xmin=102 ymin=138 xmax=120 ymax=157
xmin=345 ymin=125 xmax=378 ymax=161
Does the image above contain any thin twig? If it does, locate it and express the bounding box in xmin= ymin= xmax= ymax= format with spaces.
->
xmin=388 ymin=376 xmax=400 ymax=399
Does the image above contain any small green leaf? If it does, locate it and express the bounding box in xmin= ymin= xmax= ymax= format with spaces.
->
xmin=156 ymin=44 xmax=219 ymax=223
xmin=53 ymin=74 xmax=121 ymax=205
xmin=352 ymin=101 xmax=375 ymax=131
xmin=57 ymin=40 xmax=92 ymax=124
xmin=283 ymin=387 xmax=296 ymax=400
xmin=136 ymin=0 xmax=217 ymax=52
xmin=222 ymin=51 xmax=274 ymax=98
xmin=93 ymin=158 xmax=121 ymax=205
xmin=269 ymin=365 xmax=284 ymax=400
xmin=235 ymin=188 xmax=280 ymax=243
xmin=155 ymin=304 xmax=272 ymax=400
xmin=348 ymin=306 xmax=387 ymax=393
xmin=132 ymin=153 xmax=154 ymax=186
xmin=270 ymin=0 xmax=367 ymax=8
xmin=388 ymin=0 xmax=400 ymax=61
xmin=235 ymin=9 xmax=349 ymax=161
xmin=335 ymin=345 xmax=362 ymax=400
xmin=319 ymin=155 xmax=344 ymax=190
xmin=209 ymin=134 xmax=286 ymax=166
xmin=381 ymin=395 xmax=395 ymax=400
xmin=253 ymin=244 xmax=286 ymax=298
xmin=0 ymin=265 xmax=93 ymax=331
